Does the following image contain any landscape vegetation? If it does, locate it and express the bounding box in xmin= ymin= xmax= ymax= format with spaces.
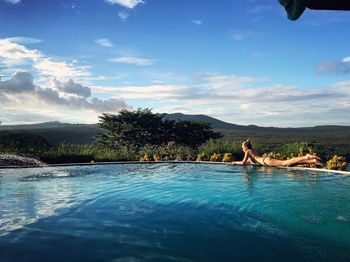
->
xmin=0 ymin=108 xmax=348 ymax=171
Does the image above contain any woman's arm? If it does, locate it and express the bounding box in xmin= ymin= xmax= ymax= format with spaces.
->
xmin=231 ymin=150 xmax=250 ymax=165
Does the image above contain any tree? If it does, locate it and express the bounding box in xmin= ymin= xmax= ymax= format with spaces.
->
xmin=97 ymin=108 xmax=222 ymax=149
xmin=97 ymin=108 xmax=166 ymax=149
xmin=0 ymin=133 xmax=51 ymax=153
xmin=166 ymin=120 xmax=222 ymax=147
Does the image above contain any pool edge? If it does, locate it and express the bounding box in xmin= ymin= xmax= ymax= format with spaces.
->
xmin=1 ymin=161 xmax=349 ymax=175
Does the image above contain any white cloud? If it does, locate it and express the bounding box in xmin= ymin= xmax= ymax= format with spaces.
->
xmin=105 ymin=0 xmax=144 ymax=9
xmin=34 ymin=58 xmax=91 ymax=79
xmin=95 ymin=38 xmax=114 ymax=47
xmin=0 ymin=39 xmax=41 ymax=65
xmin=92 ymin=84 xmax=191 ymax=100
xmin=4 ymin=37 xmax=42 ymax=44
xmin=91 ymin=73 xmax=350 ymax=127
xmin=342 ymin=56 xmax=350 ymax=63
xmin=0 ymin=39 xmax=91 ymax=80
xmin=108 ymin=56 xmax=153 ymax=66
xmin=0 ymin=72 xmax=131 ymax=116
xmin=118 ymin=11 xmax=129 ymax=22
xmin=191 ymin=20 xmax=203 ymax=26
xmin=0 ymin=39 xmax=132 ymax=124
xmin=4 ymin=0 xmax=21 ymax=4
xmin=316 ymin=60 xmax=350 ymax=75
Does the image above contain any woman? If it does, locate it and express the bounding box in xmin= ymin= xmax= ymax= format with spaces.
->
xmin=231 ymin=139 xmax=323 ymax=167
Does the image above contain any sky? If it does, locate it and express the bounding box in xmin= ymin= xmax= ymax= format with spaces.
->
xmin=0 ymin=0 xmax=350 ymax=127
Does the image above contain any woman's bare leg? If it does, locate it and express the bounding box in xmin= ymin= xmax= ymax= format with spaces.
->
xmin=293 ymin=159 xmax=324 ymax=167
xmin=266 ymin=154 xmax=321 ymax=167
xmin=283 ymin=155 xmax=322 ymax=167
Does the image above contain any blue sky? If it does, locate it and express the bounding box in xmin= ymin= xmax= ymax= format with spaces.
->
xmin=1 ymin=0 xmax=350 ymax=127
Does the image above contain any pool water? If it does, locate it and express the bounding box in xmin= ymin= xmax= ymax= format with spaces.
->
xmin=0 ymin=163 xmax=349 ymax=261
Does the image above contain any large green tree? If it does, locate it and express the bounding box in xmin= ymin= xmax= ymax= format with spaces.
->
xmin=97 ymin=108 xmax=221 ymax=149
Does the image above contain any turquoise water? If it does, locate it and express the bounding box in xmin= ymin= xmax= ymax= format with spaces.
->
xmin=0 ymin=163 xmax=349 ymax=261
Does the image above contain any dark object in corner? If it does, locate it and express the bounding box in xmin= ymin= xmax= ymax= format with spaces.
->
xmin=279 ymin=0 xmax=350 ymax=21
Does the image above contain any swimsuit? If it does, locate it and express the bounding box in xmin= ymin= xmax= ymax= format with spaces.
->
xmin=262 ymin=156 xmax=272 ymax=166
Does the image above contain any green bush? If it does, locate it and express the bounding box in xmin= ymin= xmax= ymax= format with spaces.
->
xmin=210 ymin=153 xmax=222 ymax=162
xmin=326 ymin=155 xmax=348 ymax=171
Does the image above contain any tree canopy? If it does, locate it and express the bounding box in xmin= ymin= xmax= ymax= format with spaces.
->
xmin=97 ymin=108 xmax=222 ymax=149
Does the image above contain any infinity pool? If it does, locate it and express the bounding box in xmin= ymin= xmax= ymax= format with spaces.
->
xmin=0 ymin=163 xmax=349 ymax=261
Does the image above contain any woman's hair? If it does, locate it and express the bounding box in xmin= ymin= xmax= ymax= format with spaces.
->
xmin=242 ymin=138 xmax=252 ymax=149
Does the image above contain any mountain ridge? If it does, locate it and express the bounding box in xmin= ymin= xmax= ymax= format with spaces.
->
xmin=1 ymin=113 xmax=349 ymax=130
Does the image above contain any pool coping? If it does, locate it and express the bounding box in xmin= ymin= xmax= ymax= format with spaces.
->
xmin=1 ymin=161 xmax=350 ymax=175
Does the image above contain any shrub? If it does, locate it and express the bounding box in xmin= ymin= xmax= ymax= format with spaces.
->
xmin=210 ymin=153 xmax=222 ymax=162
xmin=199 ymin=139 xmax=242 ymax=159
xmin=279 ymin=142 xmax=319 ymax=159
xmin=222 ymin=153 xmax=233 ymax=162
xmin=140 ymin=154 xmax=151 ymax=161
xmin=138 ymin=143 xmax=196 ymax=161
xmin=153 ymin=154 xmax=161 ymax=161
xmin=326 ymin=155 xmax=347 ymax=171
xmin=196 ymin=153 xmax=208 ymax=161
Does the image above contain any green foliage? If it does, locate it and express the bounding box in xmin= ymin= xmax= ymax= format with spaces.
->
xmin=97 ymin=108 xmax=165 ymax=149
xmin=40 ymin=144 xmax=136 ymax=164
xmin=278 ymin=141 xmax=319 ymax=159
xmin=196 ymin=153 xmax=208 ymax=161
xmin=262 ymin=152 xmax=285 ymax=160
xmin=97 ymin=108 xmax=221 ymax=149
xmin=326 ymin=155 xmax=348 ymax=171
xmin=198 ymin=139 xmax=243 ymax=160
xmin=0 ymin=133 xmax=51 ymax=154
xmin=138 ymin=142 xmax=196 ymax=161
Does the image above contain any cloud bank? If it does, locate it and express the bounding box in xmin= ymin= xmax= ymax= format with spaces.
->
xmin=0 ymin=39 xmax=90 ymax=79
xmin=0 ymin=72 xmax=131 ymax=115
xmin=91 ymin=73 xmax=350 ymax=127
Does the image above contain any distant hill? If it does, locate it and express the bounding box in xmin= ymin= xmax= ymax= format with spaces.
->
xmin=0 ymin=121 xmax=100 ymax=145
xmin=163 ymin=113 xmax=242 ymax=129
xmin=1 ymin=114 xmax=350 ymax=151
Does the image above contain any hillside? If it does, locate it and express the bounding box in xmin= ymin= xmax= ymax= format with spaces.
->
xmin=1 ymin=114 xmax=350 ymax=159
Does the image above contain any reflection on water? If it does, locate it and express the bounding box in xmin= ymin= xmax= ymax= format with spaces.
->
xmin=0 ymin=163 xmax=349 ymax=262
xmin=0 ymin=169 xmax=75 ymax=236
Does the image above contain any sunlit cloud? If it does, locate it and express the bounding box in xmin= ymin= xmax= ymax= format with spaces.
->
xmin=34 ymin=58 xmax=91 ymax=79
xmin=0 ymin=39 xmax=91 ymax=80
xmin=108 ymin=56 xmax=153 ymax=66
xmin=95 ymin=38 xmax=114 ymax=47
xmin=105 ymin=0 xmax=144 ymax=9
xmin=0 ymin=39 xmax=41 ymax=65
xmin=191 ymin=20 xmax=203 ymax=26
xmin=4 ymin=0 xmax=21 ymax=4
xmin=90 ymin=73 xmax=350 ymax=127
xmin=4 ymin=37 xmax=42 ymax=44
xmin=0 ymin=72 xmax=131 ymax=119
